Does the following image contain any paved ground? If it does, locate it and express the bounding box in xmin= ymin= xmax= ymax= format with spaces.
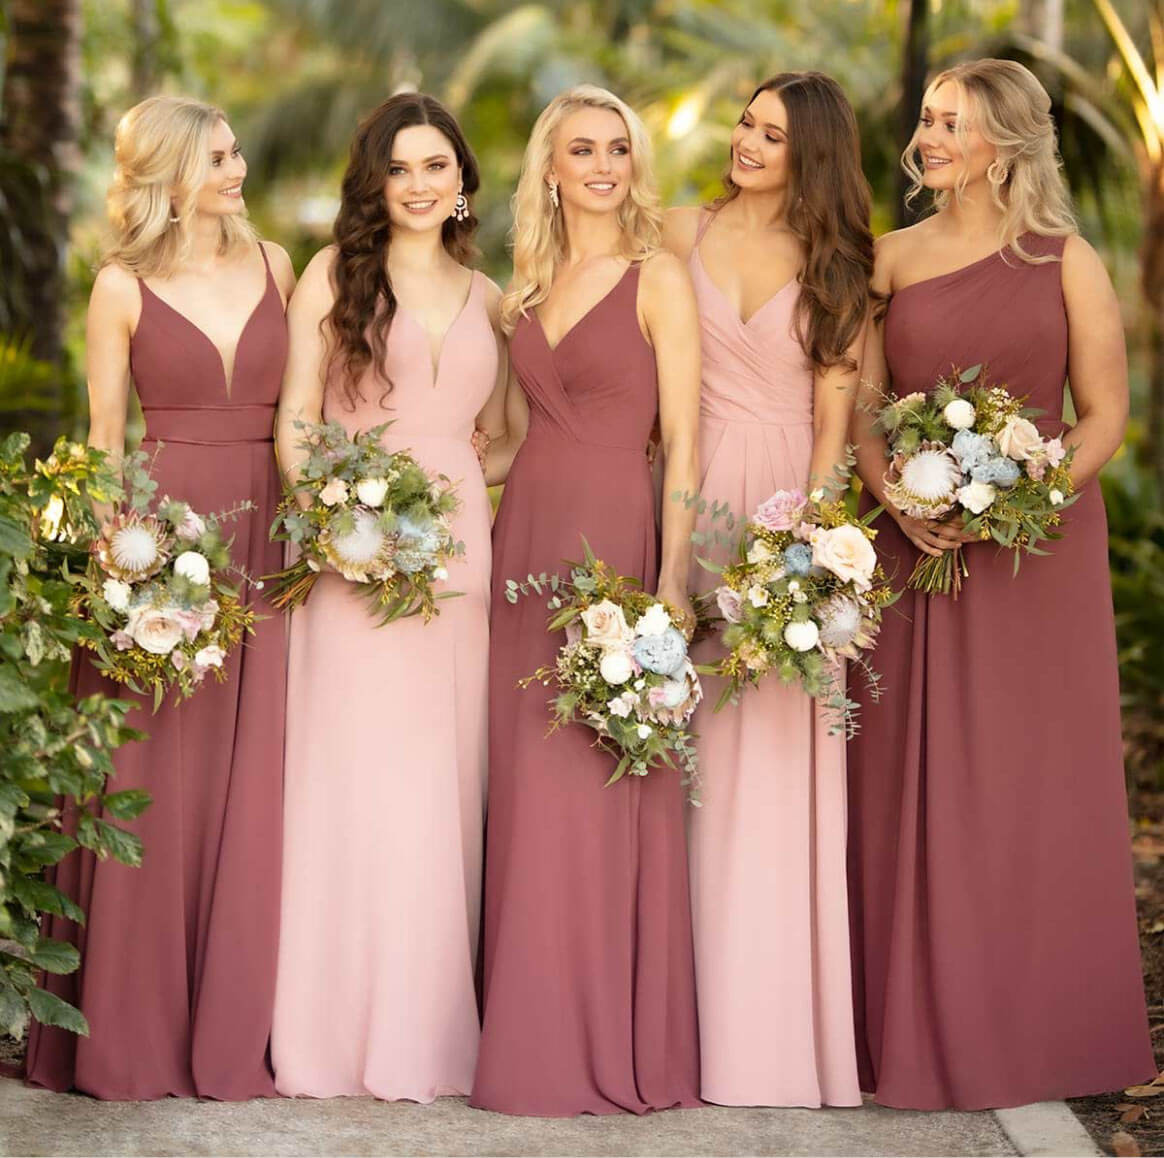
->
xmin=0 ymin=1077 xmax=1102 ymax=1157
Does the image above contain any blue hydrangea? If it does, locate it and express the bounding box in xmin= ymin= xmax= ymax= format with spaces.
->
xmin=951 ymin=429 xmax=995 ymax=472
xmin=396 ymin=513 xmax=442 ymax=554
xmin=971 ymin=456 xmax=1021 ymax=488
xmin=783 ymin=542 xmax=813 ymax=576
xmin=632 ymin=626 xmax=688 ymax=677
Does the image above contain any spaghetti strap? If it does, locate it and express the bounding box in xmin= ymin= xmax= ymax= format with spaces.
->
xmin=693 ymin=207 xmax=716 ymax=246
xmin=258 ymin=242 xmax=273 ymax=276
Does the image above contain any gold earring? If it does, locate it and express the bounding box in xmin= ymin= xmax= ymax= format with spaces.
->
xmin=548 ymin=181 xmax=559 ymax=210
xmin=987 ymin=159 xmax=1010 ymax=184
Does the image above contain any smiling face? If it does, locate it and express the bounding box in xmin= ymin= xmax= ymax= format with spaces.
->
xmin=382 ymin=123 xmax=462 ymax=234
xmin=192 ymin=118 xmax=247 ymax=217
xmin=730 ymin=88 xmax=790 ymax=193
xmin=915 ymin=80 xmax=998 ymax=192
xmin=548 ymin=106 xmax=633 ymax=215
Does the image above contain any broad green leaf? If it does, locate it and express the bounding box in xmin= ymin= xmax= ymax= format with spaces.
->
xmin=26 ymin=986 xmax=89 ymax=1035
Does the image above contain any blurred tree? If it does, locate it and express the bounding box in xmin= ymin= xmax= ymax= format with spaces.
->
xmin=0 ymin=0 xmax=82 ymax=451
xmin=898 ymin=0 xmax=930 ymax=225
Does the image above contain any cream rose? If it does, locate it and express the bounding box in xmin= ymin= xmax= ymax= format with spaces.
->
xmin=355 ymin=477 xmax=389 ymax=507
xmin=634 ymin=602 xmax=672 ymax=637
xmin=810 ymin=525 xmax=877 ymax=592
xmin=581 ymin=600 xmax=632 ymax=650
xmin=746 ymin=540 xmax=774 ymax=564
xmin=126 ymin=605 xmax=186 ymax=655
xmin=599 ymin=648 xmax=634 ymax=685
xmin=996 ymin=415 xmax=1043 ymax=461
xmin=956 ymin=480 xmax=997 ymax=514
xmin=173 ymin=550 xmax=211 ymax=586
xmin=318 ymin=478 xmax=350 ymax=507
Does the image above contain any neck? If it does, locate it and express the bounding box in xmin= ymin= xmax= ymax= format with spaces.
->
xmin=385 ymin=224 xmax=450 ymax=275
xmin=726 ymin=186 xmax=791 ymax=231
xmin=559 ymin=205 xmax=625 ymax=267
xmin=186 ymin=212 xmax=225 ymax=266
xmin=939 ymin=183 xmax=1006 ymax=239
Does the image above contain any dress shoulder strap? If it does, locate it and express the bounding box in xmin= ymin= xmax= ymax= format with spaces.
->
xmin=693 ymin=207 xmax=716 ymax=246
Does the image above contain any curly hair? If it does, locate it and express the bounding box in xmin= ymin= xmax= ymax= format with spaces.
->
xmin=500 ymin=85 xmax=662 ymax=334
xmin=328 ymin=93 xmax=480 ymax=408
xmin=105 ymin=96 xmax=255 ymax=278
xmin=716 ymin=72 xmax=874 ymax=371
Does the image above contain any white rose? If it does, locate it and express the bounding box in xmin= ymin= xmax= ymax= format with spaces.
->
xmin=810 ymin=525 xmax=878 ymax=592
xmin=355 ymin=477 xmax=389 ymax=507
xmin=746 ymin=540 xmax=773 ymax=564
xmin=173 ymin=550 xmax=211 ymax=586
xmin=599 ymin=649 xmax=634 ymax=685
xmin=634 ymin=602 xmax=672 ymax=637
xmin=783 ymin=619 xmax=820 ymax=652
xmin=943 ymin=398 xmax=977 ymax=430
xmin=102 ymin=579 xmax=131 ymax=613
xmin=194 ymin=644 xmax=225 ymax=670
xmin=956 ymin=480 xmax=997 ymax=515
xmin=996 ymin=416 xmax=1043 ymax=462
xmin=747 ymin=585 xmax=770 ymax=608
xmin=636 ymin=723 xmax=653 ymax=740
xmin=318 ymin=478 xmax=350 ymax=507
xmin=126 ymin=605 xmax=186 ymax=655
xmin=1050 ymin=489 xmax=1064 ymax=506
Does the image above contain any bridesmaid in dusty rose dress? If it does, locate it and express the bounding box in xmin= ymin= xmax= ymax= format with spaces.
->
xmin=471 ymin=86 xmax=702 ymax=1116
xmin=849 ymin=59 xmax=1152 ymax=1109
xmin=272 ymin=94 xmax=502 ymax=1101
xmin=25 ymin=97 xmax=294 ymax=1100
xmin=663 ymin=72 xmax=872 ymax=1108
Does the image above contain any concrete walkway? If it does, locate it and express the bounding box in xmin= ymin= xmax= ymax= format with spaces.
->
xmin=0 ymin=1078 xmax=1100 ymax=1157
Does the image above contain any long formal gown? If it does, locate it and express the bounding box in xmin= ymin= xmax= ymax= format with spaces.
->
xmin=271 ymin=270 xmax=494 ymax=1101
xmin=847 ymin=233 xmax=1154 ymax=1110
xmin=685 ymin=212 xmax=861 ymax=1108
xmin=471 ymin=264 xmax=701 ymax=1117
xmin=25 ymin=245 xmax=288 ymax=1101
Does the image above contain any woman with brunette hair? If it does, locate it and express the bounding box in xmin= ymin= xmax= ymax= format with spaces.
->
xmin=271 ymin=92 xmax=504 ymax=1100
xmin=663 ymin=71 xmax=872 ymax=1108
xmin=26 ymin=95 xmax=295 ymax=1100
xmin=848 ymin=58 xmax=1152 ymax=1108
xmin=470 ymin=85 xmax=702 ymax=1116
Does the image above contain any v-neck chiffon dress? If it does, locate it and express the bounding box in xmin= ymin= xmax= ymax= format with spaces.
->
xmin=271 ymin=270 xmax=495 ymax=1101
xmin=471 ymin=263 xmax=701 ymax=1116
xmin=685 ymin=211 xmax=861 ymax=1107
xmin=26 ymin=245 xmax=288 ymax=1101
xmin=847 ymin=233 xmax=1153 ymax=1109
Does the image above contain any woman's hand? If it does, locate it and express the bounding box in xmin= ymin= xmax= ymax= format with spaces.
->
xmin=655 ymin=578 xmax=696 ymax=640
xmin=890 ymin=509 xmax=960 ymax=557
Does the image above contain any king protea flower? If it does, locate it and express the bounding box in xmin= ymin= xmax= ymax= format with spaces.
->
xmin=883 ymin=441 xmax=962 ymax=518
xmin=320 ymin=509 xmax=395 ymax=582
xmin=94 ymin=510 xmax=171 ymax=582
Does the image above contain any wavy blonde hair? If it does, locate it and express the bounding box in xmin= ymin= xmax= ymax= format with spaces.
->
xmin=501 ymin=85 xmax=662 ymax=333
xmin=902 ymin=59 xmax=1076 ymax=263
xmin=105 ymin=95 xmax=256 ymax=277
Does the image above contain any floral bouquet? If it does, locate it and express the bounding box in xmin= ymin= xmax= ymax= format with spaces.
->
xmin=267 ymin=420 xmax=462 ymax=625
xmin=506 ymin=539 xmax=702 ymax=797
xmin=74 ymin=453 xmax=255 ymax=708
xmin=705 ymin=488 xmax=895 ymax=735
xmin=874 ymin=364 xmax=1075 ymax=596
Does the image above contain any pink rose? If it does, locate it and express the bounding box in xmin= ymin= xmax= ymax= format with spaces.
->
xmin=125 ymin=605 xmax=186 ymax=655
xmin=1044 ymin=437 xmax=1066 ymax=468
xmin=753 ymin=489 xmax=807 ymax=532
xmin=716 ymin=586 xmax=743 ymax=624
xmin=110 ymin=629 xmax=134 ymax=651
xmin=996 ymin=416 xmax=1043 ymax=461
xmin=173 ymin=608 xmax=205 ymax=643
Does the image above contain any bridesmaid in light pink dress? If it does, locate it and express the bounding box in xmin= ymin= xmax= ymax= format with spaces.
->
xmin=271 ymin=95 xmax=502 ymax=1101
xmin=662 ymin=73 xmax=873 ymax=1107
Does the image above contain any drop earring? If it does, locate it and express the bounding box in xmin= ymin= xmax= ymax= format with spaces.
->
xmin=454 ymin=190 xmax=469 ymax=222
xmin=548 ymin=181 xmax=559 ymax=210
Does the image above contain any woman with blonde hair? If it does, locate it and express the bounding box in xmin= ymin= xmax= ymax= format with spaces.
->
xmin=847 ymin=58 xmax=1152 ymax=1108
xmin=25 ymin=95 xmax=295 ymax=1100
xmin=470 ymin=84 xmax=702 ymax=1116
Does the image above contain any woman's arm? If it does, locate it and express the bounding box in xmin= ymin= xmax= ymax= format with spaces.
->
xmin=808 ymin=324 xmax=864 ymax=498
xmin=475 ymin=278 xmax=528 ymax=486
xmin=640 ymin=251 xmax=701 ymax=622
xmin=275 ymin=247 xmax=334 ymax=508
xmin=1060 ymin=234 xmax=1128 ymax=488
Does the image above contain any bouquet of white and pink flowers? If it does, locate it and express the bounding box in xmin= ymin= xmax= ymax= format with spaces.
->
xmin=268 ymin=421 xmax=462 ymax=625
xmin=704 ymin=488 xmax=895 ymax=734
xmin=75 ymin=453 xmax=255 ymax=708
xmin=874 ymin=364 xmax=1076 ymax=596
xmin=507 ymin=539 xmax=702 ymax=797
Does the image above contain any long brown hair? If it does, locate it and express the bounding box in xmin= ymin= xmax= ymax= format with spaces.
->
xmin=328 ymin=92 xmax=480 ymax=407
xmin=719 ymin=72 xmax=873 ymax=370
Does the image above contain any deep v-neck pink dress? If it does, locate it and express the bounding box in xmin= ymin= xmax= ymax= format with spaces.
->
xmin=685 ymin=210 xmax=860 ymax=1107
xmin=471 ymin=264 xmax=701 ymax=1117
xmin=26 ymin=245 xmax=288 ymax=1100
xmin=271 ymin=270 xmax=494 ymax=1101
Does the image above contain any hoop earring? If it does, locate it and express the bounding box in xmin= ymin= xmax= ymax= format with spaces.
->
xmin=987 ymin=159 xmax=1010 ymax=185
xmin=548 ymin=181 xmax=560 ymax=210
xmin=454 ymin=191 xmax=469 ymax=222
xmin=169 ymin=212 xmax=181 ymax=224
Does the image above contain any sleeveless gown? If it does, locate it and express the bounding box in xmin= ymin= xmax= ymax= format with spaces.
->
xmin=685 ymin=213 xmax=860 ymax=1107
xmin=271 ymin=270 xmax=494 ymax=1101
xmin=847 ymin=233 xmax=1154 ymax=1109
xmin=471 ymin=264 xmax=701 ymax=1116
xmin=25 ymin=246 xmax=288 ymax=1100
